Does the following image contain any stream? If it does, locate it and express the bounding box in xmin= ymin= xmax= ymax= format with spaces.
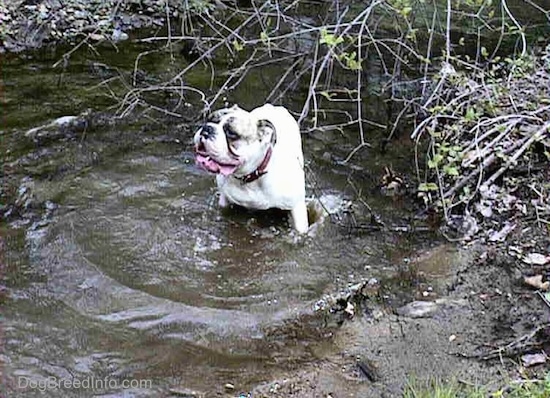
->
xmin=1 ymin=41 xmax=452 ymax=397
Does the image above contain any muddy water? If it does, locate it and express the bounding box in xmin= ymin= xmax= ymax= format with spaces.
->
xmin=1 ymin=46 xmax=451 ymax=397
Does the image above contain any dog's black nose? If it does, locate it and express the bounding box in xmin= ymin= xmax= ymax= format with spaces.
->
xmin=200 ymin=124 xmax=216 ymax=139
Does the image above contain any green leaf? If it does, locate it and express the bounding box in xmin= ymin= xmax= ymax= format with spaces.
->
xmin=406 ymin=29 xmax=417 ymax=41
xmin=260 ymin=31 xmax=269 ymax=44
xmin=320 ymin=28 xmax=344 ymax=48
xmin=465 ymin=107 xmax=477 ymax=121
xmin=428 ymin=154 xmax=443 ymax=168
xmin=481 ymin=46 xmax=489 ymax=58
xmin=418 ymin=183 xmax=439 ymax=192
xmin=443 ymin=165 xmax=460 ymax=176
xmin=341 ymin=51 xmax=362 ymax=70
xmin=232 ymin=40 xmax=244 ymax=52
xmin=401 ymin=6 xmax=412 ymax=16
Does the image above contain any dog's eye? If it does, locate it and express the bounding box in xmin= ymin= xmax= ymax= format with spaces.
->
xmin=223 ymin=124 xmax=239 ymax=141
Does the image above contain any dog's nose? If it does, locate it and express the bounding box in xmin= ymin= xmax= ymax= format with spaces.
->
xmin=200 ymin=124 xmax=216 ymax=139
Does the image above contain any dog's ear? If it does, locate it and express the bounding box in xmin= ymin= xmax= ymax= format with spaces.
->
xmin=257 ymin=119 xmax=276 ymax=142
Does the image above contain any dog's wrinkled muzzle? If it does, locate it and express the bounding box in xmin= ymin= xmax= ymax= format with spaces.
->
xmin=194 ymin=139 xmax=241 ymax=176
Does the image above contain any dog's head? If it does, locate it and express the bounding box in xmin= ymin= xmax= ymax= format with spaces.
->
xmin=193 ymin=105 xmax=276 ymax=176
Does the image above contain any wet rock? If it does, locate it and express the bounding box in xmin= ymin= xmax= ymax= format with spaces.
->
xmin=24 ymin=114 xmax=89 ymax=142
xmin=168 ymin=387 xmax=204 ymax=397
xmin=396 ymin=301 xmax=438 ymax=318
xmin=397 ymin=298 xmax=469 ymax=319
xmin=434 ymin=298 xmax=468 ymax=308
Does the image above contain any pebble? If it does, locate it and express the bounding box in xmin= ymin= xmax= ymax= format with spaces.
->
xmin=397 ymin=298 xmax=469 ymax=319
xmin=396 ymin=301 xmax=438 ymax=318
xmin=168 ymin=387 xmax=202 ymax=397
xmin=224 ymin=383 xmax=235 ymax=391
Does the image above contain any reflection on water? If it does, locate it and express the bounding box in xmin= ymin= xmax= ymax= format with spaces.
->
xmin=1 ymin=48 xmax=437 ymax=398
xmin=2 ymin=126 xmax=391 ymax=397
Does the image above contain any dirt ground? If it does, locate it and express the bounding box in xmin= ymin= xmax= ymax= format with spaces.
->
xmin=245 ymin=242 xmax=550 ymax=397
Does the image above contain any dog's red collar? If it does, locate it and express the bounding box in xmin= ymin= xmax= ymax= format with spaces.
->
xmin=237 ymin=130 xmax=277 ymax=184
xmin=238 ymin=146 xmax=273 ymax=184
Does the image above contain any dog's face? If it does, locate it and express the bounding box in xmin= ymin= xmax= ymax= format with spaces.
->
xmin=194 ymin=105 xmax=275 ymax=176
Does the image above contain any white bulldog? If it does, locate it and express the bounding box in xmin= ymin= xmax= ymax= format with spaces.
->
xmin=193 ymin=104 xmax=309 ymax=233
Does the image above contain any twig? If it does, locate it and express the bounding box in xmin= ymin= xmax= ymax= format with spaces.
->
xmin=481 ymin=122 xmax=550 ymax=189
xmin=443 ymin=135 xmax=526 ymax=199
xmin=501 ymin=0 xmax=527 ymax=58
xmin=479 ymin=323 xmax=550 ymax=360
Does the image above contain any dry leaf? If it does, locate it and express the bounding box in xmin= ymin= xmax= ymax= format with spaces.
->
xmin=488 ymin=222 xmax=516 ymax=242
xmin=523 ymin=253 xmax=549 ymax=265
xmin=524 ymin=275 xmax=550 ymax=291
xmin=521 ymin=353 xmax=547 ymax=367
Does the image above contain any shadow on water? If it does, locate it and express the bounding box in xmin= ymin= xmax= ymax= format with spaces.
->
xmin=1 ymin=42 xmax=454 ymax=397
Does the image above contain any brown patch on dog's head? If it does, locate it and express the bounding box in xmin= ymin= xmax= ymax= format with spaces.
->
xmin=207 ymin=104 xmax=240 ymax=124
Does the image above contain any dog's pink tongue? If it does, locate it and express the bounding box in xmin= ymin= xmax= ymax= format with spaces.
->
xmin=196 ymin=154 xmax=219 ymax=173
xmin=218 ymin=164 xmax=239 ymax=176
xmin=195 ymin=154 xmax=238 ymax=176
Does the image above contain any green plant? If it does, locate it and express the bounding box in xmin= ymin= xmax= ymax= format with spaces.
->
xmin=188 ymin=0 xmax=215 ymax=14
xmin=403 ymin=378 xmax=486 ymax=398
xmin=505 ymin=55 xmax=536 ymax=78
xmin=319 ymin=28 xmax=344 ymax=48
xmin=388 ymin=0 xmax=413 ymax=18
xmin=338 ymin=51 xmax=362 ymax=70
xmin=404 ymin=374 xmax=550 ymax=398
xmin=428 ymin=142 xmax=463 ymax=178
xmin=232 ymin=39 xmax=244 ymax=52
xmin=494 ymin=374 xmax=550 ymax=398
xmin=320 ymin=29 xmax=362 ymax=70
